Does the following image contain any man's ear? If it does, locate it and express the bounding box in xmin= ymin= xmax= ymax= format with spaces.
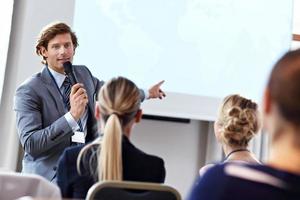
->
xmin=263 ymin=88 xmax=271 ymax=115
xmin=94 ymin=102 xmax=100 ymax=120
xmin=135 ymin=109 xmax=142 ymax=123
xmin=40 ymin=46 xmax=48 ymax=57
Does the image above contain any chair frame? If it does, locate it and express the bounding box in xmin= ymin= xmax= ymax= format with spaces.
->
xmin=86 ymin=180 xmax=181 ymax=200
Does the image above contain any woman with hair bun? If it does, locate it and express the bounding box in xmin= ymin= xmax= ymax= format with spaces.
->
xmin=199 ymin=94 xmax=261 ymax=175
xmin=56 ymin=77 xmax=166 ymax=199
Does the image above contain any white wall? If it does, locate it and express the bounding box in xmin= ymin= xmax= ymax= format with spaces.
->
xmin=292 ymin=0 xmax=300 ymax=49
xmin=132 ymin=119 xmax=210 ymax=198
xmin=293 ymin=0 xmax=300 ymax=34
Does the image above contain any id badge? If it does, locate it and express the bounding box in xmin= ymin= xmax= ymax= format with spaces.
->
xmin=71 ymin=131 xmax=85 ymax=143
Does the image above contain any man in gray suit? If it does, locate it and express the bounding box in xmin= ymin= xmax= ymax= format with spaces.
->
xmin=14 ymin=22 xmax=165 ymax=182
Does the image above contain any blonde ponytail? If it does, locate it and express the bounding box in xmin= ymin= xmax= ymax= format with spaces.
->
xmin=77 ymin=77 xmax=141 ymax=182
xmin=98 ymin=114 xmax=123 ymax=181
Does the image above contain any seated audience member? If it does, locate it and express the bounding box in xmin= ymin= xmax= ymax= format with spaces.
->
xmin=199 ymin=94 xmax=261 ymax=175
xmin=56 ymin=77 xmax=166 ymax=199
xmin=188 ymin=49 xmax=300 ymax=200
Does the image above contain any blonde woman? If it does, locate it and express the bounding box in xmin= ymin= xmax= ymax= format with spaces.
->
xmin=57 ymin=77 xmax=166 ymax=199
xmin=199 ymin=94 xmax=261 ymax=176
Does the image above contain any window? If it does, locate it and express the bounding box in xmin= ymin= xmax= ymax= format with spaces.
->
xmin=0 ymin=0 xmax=14 ymax=102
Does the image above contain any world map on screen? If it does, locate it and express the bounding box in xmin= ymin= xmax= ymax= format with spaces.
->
xmin=74 ymin=0 xmax=293 ymax=101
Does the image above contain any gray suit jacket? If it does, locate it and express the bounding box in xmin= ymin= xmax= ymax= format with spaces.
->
xmin=14 ymin=65 xmax=103 ymax=181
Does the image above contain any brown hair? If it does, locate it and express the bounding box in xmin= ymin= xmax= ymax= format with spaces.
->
xmin=77 ymin=77 xmax=141 ymax=181
xmin=35 ymin=22 xmax=78 ymax=64
xmin=268 ymin=49 xmax=300 ymax=125
xmin=217 ymin=94 xmax=261 ymax=147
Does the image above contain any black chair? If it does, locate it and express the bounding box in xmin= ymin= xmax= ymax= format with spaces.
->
xmin=85 ymin=180 xmax=181 ymax=200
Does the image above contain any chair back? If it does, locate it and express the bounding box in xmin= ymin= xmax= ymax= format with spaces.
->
xmin=0 ymin=171 xmax=61 ymax=200
xmin=86 ymin=181 xmax=181 ymax=200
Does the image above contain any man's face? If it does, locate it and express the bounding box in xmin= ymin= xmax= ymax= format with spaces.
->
xmin=41 ymin=33 xmax=75 ymax=74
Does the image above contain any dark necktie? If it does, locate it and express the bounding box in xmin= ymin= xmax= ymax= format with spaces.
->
xmin=63 ymin=76 xmax=71 ymax=110
xmin=63 ymin=76 xmax=83 ymax=131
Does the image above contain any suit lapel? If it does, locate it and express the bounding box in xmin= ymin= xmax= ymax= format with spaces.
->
xmin=74 ymin=66 xmax=98 ymax=141
xmin=73 ymin=67 xmax=95 ymax=112
xmin=40 ymin=67 xmax=66 ymax=116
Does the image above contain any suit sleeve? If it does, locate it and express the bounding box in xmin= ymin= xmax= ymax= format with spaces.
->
xmin=86 ymin=66 xmax=145 ymax=102
xmin=139 ymin=89 xmax=146 ymax=102
xmin=14 ymin=84 xmax=73 ymax=158
xmin=83 ymin=65 xmax=104 ymax=100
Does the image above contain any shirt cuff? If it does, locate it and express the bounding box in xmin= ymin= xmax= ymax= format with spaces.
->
xmin=143 ymin=89 xmax=149 ymax=100
xmin=64 ymin=112 xmax=79 ymax=132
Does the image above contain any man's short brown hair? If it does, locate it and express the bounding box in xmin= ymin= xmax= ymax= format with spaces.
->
xmin=268 ymin=49 xmax=300 ymax=125
xmin=36 ymin=22 xmax=78 ymax=64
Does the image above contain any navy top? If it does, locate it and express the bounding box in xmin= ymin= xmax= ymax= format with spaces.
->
xmin=57 ymin=135 xmax=166 ymax=199
xmin=188 ymin=162 xmax=300 ymax=200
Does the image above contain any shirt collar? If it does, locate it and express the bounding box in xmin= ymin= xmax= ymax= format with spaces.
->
xmin=48 ymin=66 xmax=66 ymax=88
